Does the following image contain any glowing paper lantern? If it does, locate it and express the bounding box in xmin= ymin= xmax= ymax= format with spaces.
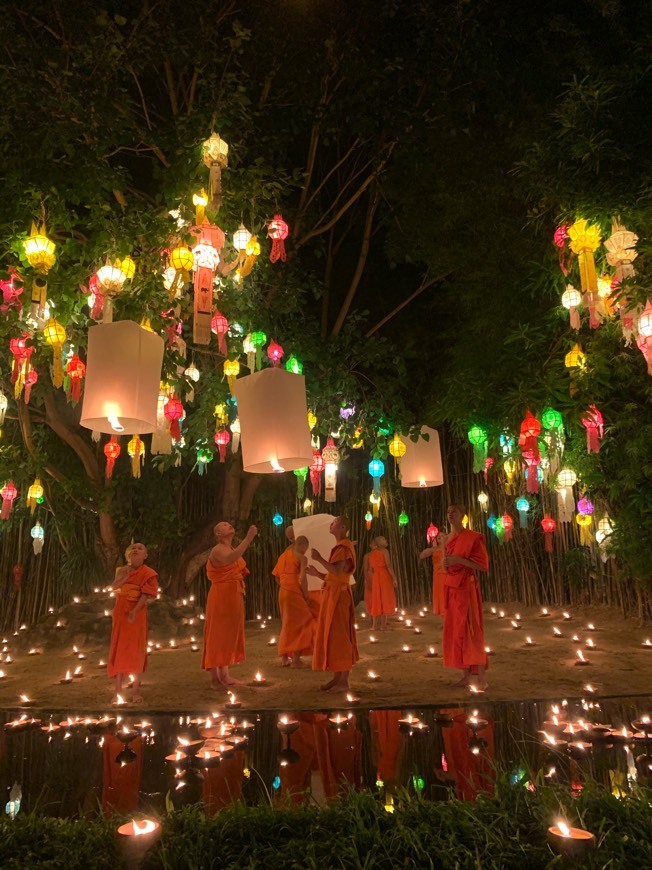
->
xmin=310 ymin=449 xmax=324 ymax=496
xmin=564 ymin=343 xmax=585 ymax=396
xmin=191 ymin=222 xmax=224 ymax=346
xmin=24 ymin=366 xmax=38 ymax=404
xmin=541 ymin=408 xmax=563 ymax=432
xmin=250 ymin=331 xmax=267 ymax=370
xmin=553 ymin=223 xmax=570 ymax=274
xmin=223 ymin=358 xmax=240 ymax=392
xmin=267 ymin=340 xmax=284 ymax=367
xmin=233 ymin=223 xmax=251 ymax=252
xmin=169 ymin=246 xmax=194 ymax=277
xmin=1 ymin=481 xmax=17 ymax=520
xmin=193 ymin=189 xmax=208 ymax=224
xmin=426 ymin=523 xmax=438 ymax=543
xmin=477 ymin=492 xmax=489 ymax=512
xmin=163 ymin=395 xmax=184 ymax=442
xmin=104 ymin=436 xmax=121 ymax=479
xmin=202 ymin=131 xmax=228 ymax=209
xmin=581 ymin=405 xmax=603 ymax=454
xmin=484 ymin=456 xmax=493 ymax=484
xmin=127 ymin=435 xmax=145 ymax=479
xmin=65 ymin=354 xmax=86 ymax=403
xmin=399 ymin=427 xmax=443 ymax=487
xmin=273 ymin=512 xmax=283 ymax=527
xmin=501 ymin=513 xmax=514 ymax=542
xmin=240 ymin=236 xmax=261 ymax=277
xmin=211 ymin=310 xmax=229 ymax=356
xmin=576 ymin=512 xmax=593 ymax=546
xmin=555 ymin=468 xmax=576 ymax=524
xmin=26 ymin=478 xmax=43 ymax=514
xmin=365 ymin=511 xmax=373 ymax=530
xmin=42 ymin=320 xmax=66 ymax=388
xmin=285 ymin=355 xmax=302 ymax=375
xmin=0 ymin=391 xmax=7 ymax=427
xmin=503 ymin=458 xmax=518 ymax=494
xmin=31 ymin=521 xmax=44 ymax=555
xmin=321 ymin=436 xmax=340 ymax=503
xmin=294 ymin=466 xmax=308 ymax=499
xmin=214 ymin=429 xmax=230 ymax=463
xmin=568 ymin=219 xmax=601 ymax=296
xmin=398 ymin=510 xmax=409 ymax=529
xmin=468 ymin=425 xmax=487 ymax=474
xmin=577 ymin=496 xmax=594 ymax=516
xmin=268 ymin=214 xmax=289 ymax=263
xmin=541 ymin=516 xmax=556 ymax=552
xmin=368 ymin=459 xmax=385 ymax=499
xmin=340 ymin=403 xmax=355 ymax=421
xmin=516 ymin=497 xmax=529 ymax=529
xmin=229 ymin=417 xmax=241 ymax=453
xmin=562 ymin=285 xmax=582 ymax=330
xmin=196 ymin=446 xmax=213 ymax=475
xmin=637 ymin=300 xmax=652 ymax=375
xmin=80 ymin=321 xmax=164 ymax=435
xmin=233 ymin=368 xmax=314 ymax=473
xmin=388 ymin=434 xmax=406 ymax=462
xmin=23 ymin=224 xmax=56 ymax=274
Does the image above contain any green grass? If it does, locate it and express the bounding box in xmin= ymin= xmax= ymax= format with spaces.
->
xmin=1 ymin=776 xmax=651 ymax=869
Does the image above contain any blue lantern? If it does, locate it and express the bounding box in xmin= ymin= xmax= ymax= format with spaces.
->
xmin=368 ymin=459 xmax=385 ymax=499
xmin=272 ymin=512 xmax=283 ymax=527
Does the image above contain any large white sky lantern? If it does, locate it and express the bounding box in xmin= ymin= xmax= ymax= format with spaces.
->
xmin=234 ymin=368 xmax=314 ymax=473
xmin=399 ymin=426 xmax=444 ymax=487
xmin=80 ymin=321 xmax=164 ymax=435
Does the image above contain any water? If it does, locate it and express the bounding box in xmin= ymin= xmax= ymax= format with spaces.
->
xmin=1 ymin=695 xmax=651 ymax=819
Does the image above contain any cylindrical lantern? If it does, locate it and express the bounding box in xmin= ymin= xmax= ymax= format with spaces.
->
xmin=233 ymin=368 xmax=314 ymax=473
xmin=398 ymin=427 xmax=443 ymax=487
xmin=80 ymin=321 xmax=164 ymax=435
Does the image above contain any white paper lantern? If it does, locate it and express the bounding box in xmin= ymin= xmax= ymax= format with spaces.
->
xmin=399 ymin=426 xmax=444 ymax=487
xmin=80 ymin=321 xmax=164 ymax=435
xmin=233 ymin=368 xmax=313 ymax=473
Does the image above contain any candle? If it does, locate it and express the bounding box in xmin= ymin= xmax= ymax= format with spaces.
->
xmin=413 ymin=627 xmax=422 ymax=635
xmin=117 ymin=725 xmax=139 ymax=744
xmin=642 ymin=639 xmax=652 ymax=648
xmin=466 ymin=715 xmax=488 ymax=731
xmin=345 ymin=693 xmax=360 ymax=705
xmin=361 ymin=612 xmax=367 ymax=619
xmin=98 ymin=660 xmax=106 ymax=668
xmin=547 ymin=822 xmax=596 ymax=857
xmin=490 ymin=607 xmax=497 ymax=615
xmin=165 ymin=750 xmax=189 ymax=765
xmin=575 ymin=650 xmax=590 ymax=666
xmin=19 ymin=694 xmax=33 ymax=706
xmin=277 ymin=716 xmax=300 ymax=735
xmin=369 ymin=635 xmax=378 ymax=643
xmin=524 ymin=636 xmax=535 ymax=646
xmin=329 ymin=713 xmax=351 ymax=729
xmin=252 ymin=672 xmax=267 ymax=686
xmin=73 ymin=666 xmax=84 ymax=678
xmin=484 ymin=646 xmax=495 ymax=656
xmin=510 ymin=620 xmax=521 ymax=630
xmin=610 ymin=726 xmax=634 ymax=741
xmin=398 ymin=713 xmax=421 ymax=730
xmin=177 ymin=736 xmax=205 ymax=756
xmin=405 ymin=619 xmax=412 ymax=627
xmin=583 ymin=683 xmax=596 ymax=693
xmin=116 ymin=819 xmax=161 ymax=856
xmin=540 ymin=608 xmax=550 ymax=617
xmin=585 ymin=638 xmax=595 ymax=649
xmin=498 ymin=610 xmax=505 ymax=618
xmin=233 ymin=719 xmax=255 ymax=735
xmin=28 ymin=648 xmax=40 ymax=655
xmin=586 ymin=623 xmax=596 ymax=631
xmin=225 ymin=692 xmax=241 ymax=709
xmin=41 ymin=722 xmax=61 ymax=734
xmin=563 ymin=612 xmax=572 ymax=621
xmin=571 ymin=634 xmax=581 ymax=643
xmin=426 ymin=646 xmax=438 ymax=657
xmin=367 ymin=670 xmax=380 ymax=681
xmin=226 ymin=734 xmax=247 ymax=749
xmin=267 ymin=636 xmax=277 ymax=646
xmin=60 ymin=670 xmax=73 ymax=684
xmin=0 ymin=669 xmax=5 ymax=680
xmin=197 ymin=749 xmax=222 ymax=767
xmin=402 ymin=644 xmax=411 ymax=653
xmin=553 ymin=626 xmax=563 ymax=637
xmin=539 ymin=731 xmax=568 ymax=749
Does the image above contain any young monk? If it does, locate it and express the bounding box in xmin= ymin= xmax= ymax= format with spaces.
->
xmin=366 ymin=536 xmax=398 ymax=631
xmin=202 ymin=521 xmax=257 ymax=690
xmin=419 ymin=531 xmax=448 ymax=616
xmin=308 ymin=516 xmax=358 ymax=693
xmin=273 ymin=533 xmax=314 ymax=667
xmin=108 ymin=542 xmax=158 ymax=705
xmin=442 ymin=504 xmax=490 ymax=691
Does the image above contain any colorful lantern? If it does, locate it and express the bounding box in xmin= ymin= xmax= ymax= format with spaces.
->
xmin=214 ymin=429 xmax=230 ymax=462
xmin=555 ymin=467 xmax=576 ymax=523
xmin=193 ymin=189 xmax=208 ymax=224
xmin=562 ymin=285 xmax=582 ymax=330
xmin=368 ymin=458 xmax=385 ymax=499
xmin=577 ymin=496 xmax=594 ymax=516
xmin=294 ymin=466 xmax=308 ymax=500
xmin=637 ymin=300 xmax=652 ymax=375
xmin=127 ymin=435 xmax=145 ymax=479
xmin=268 ymin=214 xmax=289 ymax=263
xmin=191 ymin=222 xmax=224 ymax=345
xmin=596 ymin=515 xmax=614 ymax=548
xmin=229 ymin=417 xmax=240 ymax=453
xmin=503 ymin=457 xmax=518 ymax=494
xmin=486 ymin=514 xmax=497 ymax=535
xmin=576 ymin=512 xmax=593 ymax=546
xmin=541 ymin=407 xmax=563 ymax=432
xmin=398 ymin=510 xmax=409 ymax=530
xmin=80 ymin=321 xmax=164 ymax=435
xmin=202 ymin=131 xmax=228 ymax=209
xmin=467 ymin=425 xmax=488 ymax=474
xmin=0 ymin=391 xmax=7 ymax=428
xmin=65 ymin=354 xmax=86 ymax=404
xmin=426 ymin=523 xmax=438 ymax=544
xmin=196 ymin=446 xmax=213 ymax=475
xmin=285 ymin=355 xmax=302 ymax=374
xmin=163 ymin=395 xmax=184 ymax=442
xmin=240 ymin=236 xmax=261 ymax=278
xmin=388 ymin=433 xmax=406 ymax=463
xmin=272 ymin=512 xmax=283 ymax=527
xmin=399 ymin=427 xmax=443 ymax=487
xmin=477 ymin=492 xmax=489 ymax=512
xmin=365 ymin=511 xmax=373 ymax=531
xmin=564 ymin=343 xmax=585 ymax=395
xmin=211 ymin=310 xmax=229 ymax=355
xmin=501 ymin=513 xmax=514 ymax=542
xmin=567 ymin=219 xmax=601 ymax=296
xmin=104 ymin=436 xmax=121 ymax=479
xmin=224 ymin=358 xmax=240 ymax=392
xmin=233 ymin=223 xmax=251 ymax=254
xmin=321 ymin=436 xmax=340 ymax=503
xmin=541 ymin=516 xmax=556 ymax=552
xmin=605 ymin=224 xmax=638 ymax=281
xmin=340 ymin=403 xmax=355 ymax=421
xmin=515 ymin=497 xmax=529 ymax=529
xmin=26 ymin=478 xmax=43 ymax=514
xmin=267 ymin=340 xmax=284 ymax=367
xmin=243 ymin=334 xmax=255 ymax=372
xmin=250 ymin=331 xmax=267 ymax=370
xmin=169 ymin=246 xmax=194 ymax=278
xmin=1 ymin=481 xmax=17 ymax=520
xmin=31 ymin=521 xmax=44 ymax=555
xmin=553 ymin=224 xmax=570 ymax=275
xmin=483 ymin=457 xmax=493 ymax=484
xmin=42 ymin=320 xmax=66 ymax=388
xmin=310 ymin=449 xmax=324 ymax=496
xmin=23 ymin=224 xmax=56 ymax=274
xmin=581 ymin=405 xmax=604 ymax=454
xmin=24 ymin=366 xmax=38 ymax=405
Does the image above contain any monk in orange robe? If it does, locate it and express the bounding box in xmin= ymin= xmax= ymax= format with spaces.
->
xmin=442 ymin=504 xmax=490 ymax=690
xmin=442 ymin=708 xmax=495 ymax=800
xmin=366 ymin=536 xmax=398 ymax=630
xmin=202 ymin=521 xmax=258 ymax=690
xmin=309 ymin=516 xmax=358 ymax=693
xmin=369 ymin=709 xmax=402 ymax=786
xmin=273 ymin=534 xmax=314 ymax=667
xmin=419 ymin=532 xmax=448 ymax=615
xmin=108 ymin=542 xmax=158 ymax=705
xmin=102 ymin=732 xmax=144 ymax=816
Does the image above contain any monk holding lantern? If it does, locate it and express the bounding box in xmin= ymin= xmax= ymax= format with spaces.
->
xmin=273 ymin=529 xmax=314 ymax=667
xmin=108 ymin=542 xmax=158 ymax=704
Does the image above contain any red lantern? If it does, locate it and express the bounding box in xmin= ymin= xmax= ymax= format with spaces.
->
xmin=104 ymin=436 xmax=121 ymax=479
xmin=581 ymin=405 xmax=604 ymax=454
xmin=553 ymin=224 xmax=570 ymax=275
xmin=211 ymin=310 xmax=229 ymax=355
xmin=501 ymin=513 xmax=514 ymax=542
xmin=1 ymin=480 xmax=18 ymax=520
xmin=9 ymin=334 xmax=31 ymax=394
xmin=426 ymin=523 xmax=438 ymax=544
xmin=24 ymin=366 xmax=38 ymax=404
xmin=65 ymin=353 xmax=86 ymax=403
xmin=268 ymin=214 xmax=289 ymax=263
xmin=267 ymin=339 xmax=284 ymax=367
xmin=541 ymin=516 xmax=556 ymax=553
xmin=484 ymin=456 xmax=494 ymax=484
xmin=164 ymin=394 xmax=184 ymax=441
xmin=214 ymin=429 xmax=230 ymax=462
xmin=309 ymin=449 xmax=324 ymax=497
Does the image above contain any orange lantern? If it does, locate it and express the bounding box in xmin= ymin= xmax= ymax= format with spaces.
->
xmin=104 ymin=437 xmax=121 ymax=479
xmin=268 ymin=214 xmax=289 ymax=263
xmin=65 ymin=354 xmax=86 ymax=403
xmin=541 ymin=516 xmax=556 ymax=552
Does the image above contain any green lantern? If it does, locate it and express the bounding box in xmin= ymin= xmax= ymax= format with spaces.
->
xmin=285 ymin=354 xmax=303 ymax=374
xmin=294 ymin=466 xmax=308 ymax=499
xmin=398 ymin=510 xmax=409 ymax=528
xmin=467 ymin=425 xmax=488 ymax=473
xmin=250 ymin=330 xmax=267 ymax=370
xmin=197 ymin=446 xmax=213 ymax=476
xmin=541 ymin=407 xmax=563 ymax=431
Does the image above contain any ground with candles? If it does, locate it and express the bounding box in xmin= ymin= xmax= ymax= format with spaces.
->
xmin=1 ymin=595 xmax=651 ymax=711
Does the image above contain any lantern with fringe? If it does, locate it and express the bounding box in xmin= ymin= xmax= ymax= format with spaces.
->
xmin=477 ymin=492 xmax=489 ymax=512
xmin=42 ymin=320 xmax=66 ymax=388
xmin=202 ymin=131 xmax=229 ymax=210
xmin=568 ymin=219 xmax=601 ymax=295
xmin=516 ymin=497 xmax=529 ymax=529
xmin=467 ymin=425 xmax=488 ymax=473
xmin=31 ymin=521 xmax=44 ymax=555
xmin=562 ymin=285 xmax=581 ymax=330
xmin=322 ymin=436 xmax=340 ymax=503
xmin=24 ymin=223 xmax=56 ymax=274
xmin=250 ymin=331 xmax=267 ymax=370
xmin=169 ymin=246 xmax=194 ymax=280
xmin=10 ymin=334 xmax=30 ymax=399
xmin=196 ymin=446 xmax=213 ymax=476
xmin=576 ymin=512 xmax=593 ymax=546
xmin=164 ymin=395 xmax=184 ymax=441
xmin=26 ymin=478 xmax=43 ymax=514
xmin=104 ymin=436 xmax=121 ymax=479
xmin=605 ymin=222 xmax=638 ymax=340
xmin=553 ymin=224 xmax=570 ymax=275
xmin=564 ymin=343 xmax=585 ymax=395
xmin=365 ymin=511 xmax=373 ymax=531
xmin=214 ymin=429 xmax=230 ymax=462
xmin=211 ymin=310 xmax=229 ymax=355
xmin=310 ymin=450 xmax=324 ymax=497
xmin=286 ymin=354 xmax=302 ymax=375
xmin=268 ymin=214 xmax=289 ymax=263
xmin=368 ymin=458 xmax=384 ymax=500
xmin=191 ymin=222 xmax=223 ymax=346
xmin=240 ymin=236 xmax=260 ymax=278
xmin=224 ymin=358 xmax=240 ymax=392
xmin=24 ymin=366 xmax=38 ymax=404
xmin=267 ymin=339 xmax=284 ymax=368
xmin=184 ymin=362 xmax=200 ymax=402
xmin=388 ymin=433 xmax=406 ymax=464
xmin=484 ymin=457 xmax=493 ymax=484
xmin=541 ymin=516 xmax=556 ymax=552
xmin=193 ymin=189 xmax=208 ymax=224
xmin=637 ymin=300 xmax=652 ymax=375
xmin=555 ymin=467 xmax=576 ymax=523
xmin=398 ymin=511 xmax=409 ymax=532
xmin=1 ymin=481 xmax=18 ymax=520
xmin=127 ymin=435 xmax=145 ymax=478
xmin=294 ymin=466 xmax=308 ymax=500
xmin=0 ymin=391 xmax=7 ymax=428
xmin=581 ymin=405 xmax=603 ymax=454
xmin=426 ymin=523 xmax=438 ymax=544
xmin=503 ymin=457 xmax=518 ymax=494
xmin=243 ymin=334 xmax=255 ymax=372
xmin=151 ymin=390 xmax=172 ymax=456
xmin=65 ymin=354 xmax=86 ymax=403
xmin=501 ymin=513 xmax=514 ymax=542
xmin=233 ymin=224 xmax=251 ymax=265
xmin=229 ymin=417 xmax=241 ymax=453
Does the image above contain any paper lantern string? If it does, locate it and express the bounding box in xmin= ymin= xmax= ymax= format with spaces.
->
xmin=581 ymin=405 xmax=603 ymax=454
xmin=104 ymin=436 xmax=121 ymax=479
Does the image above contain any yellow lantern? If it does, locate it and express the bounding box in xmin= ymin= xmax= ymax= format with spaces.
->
xmin=127 ymin=435 xmax=145 ymax=479
xmin=352 ymin=427 xmax=364 ymax=449
xmin=503 ymin=458 xmax=518 ymax=494
xmin=193 ymin=189 xmax=208 ymax=225
xmin=567 ymin=219 xmax=601 ymax=295
xmin=307 ymin=410 xmax=317 ymax=431
xmin=117 ymin=255 xmax=136 ymax=281
xmin=556 ymin=468 xmax=577 ymax=490
xmin=140 ymin=317 xmax=154 ymax=332
xmin=369 ymin=491 xmax=381 ymax=518
xmin=169 ymin=246 xmax=194 ymax=278
xmin=24 ymin=223 xmax=56 ymax=274
xmin=26 ymin=478 xmax=44 ymax=514
xmin=240 ymin=235 xmax=261 ymax=278
xmin=576 ymin=512 xmax=592 ymax=546
xmin=202 ymin=132 xmax=229 ymax=168
xmin=564 ymin=344 xmax=585 ymax=370
xmin=42 ymin=320 xmax=66 ymax=387
xmin=214 ymin=403 xmax=229 ymax=425
xmin=223 ymin=358 xmax=240 ymax=393
xmin=388 ymin=433 xmax=406 ymax=461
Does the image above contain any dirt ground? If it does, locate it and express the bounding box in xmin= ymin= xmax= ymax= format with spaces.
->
xmin=1 ymin=595 xmax=651 ymax=713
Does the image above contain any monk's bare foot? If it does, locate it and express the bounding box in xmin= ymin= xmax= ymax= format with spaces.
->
xmin=320 ymin=678 xmax=337 ymax=691
xmin=221 ymin=676 xmax=246 ymax=687
xmin=281 ymin=656 xmax=291 ymax=667
xmin=327 ymin=681 xmax=350 ymax=694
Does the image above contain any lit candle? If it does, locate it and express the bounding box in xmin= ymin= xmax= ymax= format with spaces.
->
xmin=586 ymin=623 xmax=596 ymax=631
xmin=361 ymin=612 xmax=367 ymax=619
xmin=585 ymin=638 xmax=595 ymax=649
xmin=28 ymin=648 xmax=40 ymax=656
xmin=98 ymin=660 xmax=106 ymax=668
xmin=524 ymin=636 xmax=536 ymax=646
xmin=277 ymin=716 xmax=300 ymax=735
xmin=583 ymin=683 xmax=596 ymax=693
xmin=398 ymin=713 xmax=421 ymax=729
xmin=369 ymin=635 xmax=378 ymax=643
xmin=165 ymin=750 xmax=189 ymax=764
xmin=116 ymin=818 xmax=161 ymax=855
xmin=466 ymin=715 xmax=488 ymax=731
xmin=641 ymin=639 xmax=652 ymax=648
xmin=498 ymin=610 xmax=505 ymax=618
xmin=345 ymin=693 xmax=360 ymax=705
xmin=405 ymin=619 xmax=412 ymax=627
xmin=402 ymin=644 xmax=411 ymax=653
xmin=225 ymin=692 xmax=241 ymax=709
xmin=19 ymin=694 xmax=33 ymax=706
xmin=414 ymin=627 xmax=422 ymax=635
xmin=0 ymin=670 xmax=5 ymax=680
xmin=632 ymin=715 xmax=652 ymax=736
xmin=547 ymin=821 xmax=596 ymax=857
xmin=575 ymin=649 xmax=590 ymax=666
xmin=426 ymin=646 xmax=438 ymax=657
xmin=40 ymin=722 xmax=61 ymax=734
xmin=253 ymin=672 xmax=267 ymax=686
xmin=329 ymin=713 xmax=351 ymax=729
xmin=540 ymin=608 xmax=550 ymax=617
xmin=571 ymin=634 xmax=581 ymax=643
xmin=484 ymin=646 xmax=495 ymax=656
xmin=514 ymin=613 xmax=521 ymax=621
xmin=268 ymin=637 xmax=277 ymax=646
xmin=367 ymin=670 xmax=380 ymax=681
xmin=191 ymin=644 xmax=199 ymax=652
xmin=610 ymin=725 xmax=634 ymax=741
xmin=490 ymin=607 xmax=497 ymax=615
xmin=73 ymin=665 xmax=83 ymax=678
xmin=511 ymin=620 xmax=521 ymax=630
xmin=553 ymin=626 xmax=563 ymax=637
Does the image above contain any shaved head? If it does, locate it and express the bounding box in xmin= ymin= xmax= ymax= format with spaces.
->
xmin=285 ymin=526 xmax=295 ymax=543
xmin=214 ymin=521 xmax=235 ymax=539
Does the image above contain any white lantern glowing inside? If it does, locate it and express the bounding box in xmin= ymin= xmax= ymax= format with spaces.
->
xmin=233 ymin=224 xmax=252 ymax=251
xmin=80 ymin=321 xmax=164 ymax=435
xmin=233 ymin=368 xmax=314 ymax=473
xmin=555 ymin=467 xmax=577 ymax=524
xmin=96 ymin=264 xmax=127 ymax=296
xmin=398 ymin=427 xmax=443 ymax=487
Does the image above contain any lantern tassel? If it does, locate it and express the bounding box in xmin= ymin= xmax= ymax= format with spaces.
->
xmin=544 ymin=531 xmax=553 ymax=553
xmin=518 ymin=509 xmax=528 ymax=529
xmin=569 ymin=307 xmax=580 ymax=330
xmin=472 ymin=442 xmax=487 ymax=474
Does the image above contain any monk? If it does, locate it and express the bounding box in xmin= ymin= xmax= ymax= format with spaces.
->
xmin=366 ymin=536 xmax=398 ymax=630
xmin=308 ymin=515 xmax=358 ymax=692
xmin=442 ymin=503 xmax=490 ymax=690
xmin=419 ymin=531 xmax=448 ymax=616
xmin=107 ymin=542 xmax=158 ymax=705
xmin=273 ymin=533 xmax=314 ymax=667
xmin=202 ymin=521 xmax=257 ymax=690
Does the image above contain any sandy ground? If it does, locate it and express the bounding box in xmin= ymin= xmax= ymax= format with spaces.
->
xmin=1 ymin=596 xmax=651 ymax=713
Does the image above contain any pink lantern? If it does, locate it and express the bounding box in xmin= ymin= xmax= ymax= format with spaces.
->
xmin=581 ymin=405 xmax=603 ymax=454
xmin=484 ymin=456 xmax=494 ymax=484
xmin=268 ymin=214 xmax=289 ymax=263
xmin=1 ymin=481 xmax=18 ymax=520
xmin=426 ymin=523 xmax=438 ymax=544
xmin=553 ymin=224 xmax=570 ymax=275
xmin=211 ymin=310 xmax=229 ymax=356
xmin=24 ymin=366 xmax=38 ymax=404
xmin=164 ymin=394 xmax=184 ymax=441
xmin=267 ymin=339 xmax=284 ymax=367
xmin=214 ymin=429 xmax=230 ymax=462
xmin=104 ymin=437 xmax=121 ymax=479
xmin=541 ymin=516 xmax=556 ymax=553
xmin=0 ymin=274 xmax=23 ymax=316
xmin=190 ymin=222 xmax=224 ymax=345
xmin=66 ymin=354 xmax=86 ymax=404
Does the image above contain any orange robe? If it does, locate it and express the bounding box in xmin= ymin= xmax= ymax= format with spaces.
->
xmin=442 ymin=709 xmax=495 ymax=801
xmin=273 ymin=547 xmax=314 ymax=657
xmin=442 ymin=530 xmax=489 ymax=671
xmin=278 ymin=713 xmax=322 ymax=806
xmin=201 ymin=553 xmax=249 ymax=669
xmin=368 ymin=549 xmax=397 ymax=616
xmin=312 ymin=538 xmax=359 ymax=672
xmin=369 ymin=709 xmax=402 ymax=785
xmin=107 ymin=564 xmax=158 ymax=678
xmin=102 ymin=733 xmax=143 ymax=816
xmin=307 ymin=589 xmax=322 ymax=620
xmin=432 ymin=549 xmax=447 ymax=615
xmin=363 ymin=555 xmax=373 ymax=614
xmin=202 ymin=750 xmax=245 ymax=817
xmin=313 ymin=713 xmax=362 ymax=799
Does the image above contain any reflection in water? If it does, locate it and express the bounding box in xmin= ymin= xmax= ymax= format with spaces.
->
xmin=0 ymin=696 xmax=650 ymax=819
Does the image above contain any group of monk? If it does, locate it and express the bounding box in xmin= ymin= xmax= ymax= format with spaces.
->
xmin=106 ymin=502 xmax=490 ymax=704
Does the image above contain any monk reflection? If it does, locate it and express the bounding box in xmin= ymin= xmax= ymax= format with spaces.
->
xmin=314 ymin=712 xmax=362 ymax=799
xmin=102 ymin=732 xmax=144 ymax=816
xmin=278 ymin=713 xmax=325 ymax=806
xmin=440 ymin=709 xmax=495 ymax=801
xmin=369 ymin=710 xmax=403 ymax=787
xmin=202 ymin=750 xmax=245 ymax=817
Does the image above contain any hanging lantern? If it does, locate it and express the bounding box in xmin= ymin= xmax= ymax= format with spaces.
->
xmin=426 ymin=523 xmax=438 ymax=544
xmin=365 ymin=511 xmax=373 ymax=531
xmin=605 ymin=223 xmax=638 ymax=339
xmin=26 ymin=478 xmax=43 ymax=514
xmin=42 ymin=320 xmax=66 ymax=388
xmin=541 ymin=516 xmax=556 ymax=553
xmin=369 ymin=491 xmax=381 ymax=518
xmin=243 ymin=334 xmax=255 ymax=371
xmin=117 ymin=255 xmax=136 ymax=281
xmin=487 ymin=514 xmax=497 ymax=535
xmin=294 ymin=466 xmax=308 ymax=499
xmin=581 ymin=405 xmax=604 ymax=454
xmin=303 ymin=497 xmax=313 ymax=514
xmin=202 ymin=131 xmax=229 ymax=210
xmin=399 ymin=427 xmax=443 ymax=487
xmin=637 ymin=300 xmax=652 ymax=375
xmin=10 ymin=334 xmax=30 ymax=399
xmin=169 ymin=246 xmax=194 ymax=280
xmin=233 ymin=368 xmax=314 ymax=473
xmin=467 ymin=425 xmax=488 ymax=473
xmin=23 ymin=224 xmax=56 ymax=274
xmin=555 ymin=467 xmax=577 ymax=523
xmin=567 ymin=219 xmax=601 ymax=295
xmin=104 ymin=436 xmax=121 ymax=479
xmin=31 ymin=521 xmax=45 ymax=555
xmin=564 ymin=343 xmax=585 ymax=396
xmin=95 ymin=263 xmax=128 ymax=322
xmin=24 ymin=366 xmax=38 ymax=405
xmin=211 ymin=310 xmax=229 ymax=356
xmin=214 ymin=429 xmax=230 ymax=462
xmin=233 ymin=223 xmax=252 ymax=256
xmin=184 ymin=361 xmax=200 ymax=384
xmin=596 ymin=515 xmax=614 ymax=549
xmin=576 ymin=512 xmax=593 ymax=546
xmin=0 ymin=391 xmax=7 ymax=428
xmin=541 ymin=407 xmax=563 ymax=432
xmin=151 ymin=388 xmax=172 ymax=456
xmin=127 ymin=435 xmax=145 ymax=479
xmin=477 ymin=492 xmax=489 ymax=512
xmin=223 ymin=358 xmax=240 ymax=392
xmin=561 ymin=285 xmax=582 ymax=330
xmin=310 ymin=449 xmax=324 ymax=496
xmin=196 ymin=446 xmax=213 ymax=475
xmin=482 ymin=457 xmax=493 ymax=485
xmin=516 ymin=497 xmax=529 ymax=529
xmin=65 ymin=354 xmax=86 ymax=404
xmin=398 ymin=510 xmax=409 ymax=531
xmin=368 ymin=458 xmax=385 ymax=499
xmin=285 ymin=354 xmax=302 ymax=374
xmin=503 ymin=457 xmax=518 ymax=494
xmin=240 ymin=236 xmax=261 ymax=277
xmin=250 ymin=331 xmax=267 ymax=370
xmin=577 ymin=496 xmax=594 ymax=517
xmin=388 ymin=433 xmax=406 ymax=463
xmin=501 ymin=513 xmax=514 ymax=542
xmin=1 ymin=481 xmax=17 ymax=520
xmin=268 ymin=214 xmax=289 ymax=263
xmin=164 ymin=394 xmax=184 ymax=442
xmin=229 ymin=417 xmax=241 ymax=453
xmin=553 ymin=224 xmax=570 ymax=274
xmin=193 ymin=189 xmax=208 ymax=224
xmin=272 ymin=512 xmax=283 ymax=528
xmin=191 ymin=222 xmax=224 ymax=345
xmin=321 ymin=436 xmax=340 ymax=503
xmin=267 ymin=340 xmax=284 ymax=368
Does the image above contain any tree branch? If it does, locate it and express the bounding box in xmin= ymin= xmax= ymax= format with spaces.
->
xmin=365 ymin=272 xmax=451 ymax=337
xmin=128 ymin=66 xmax=152 ymax=130
xmin=43 ymin=393 xmax=102 ymax=486
xmin=163 ymin=59 xmax=179 ymax=116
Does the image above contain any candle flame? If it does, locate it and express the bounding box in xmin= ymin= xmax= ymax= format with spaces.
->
xmin=65 ymin=670 xmax=71 ymax=680
xmin=74 ymin=666 xmax=81 ymax=675
xmin=577 ymin=650 xmax=586 ymax=662
xmin=541 ymin=731 xmax=556 ymax=745
xmin=402 ymin=644 xmax=410 ymax=651
xmin=588 ymin=623 xmax=595 ymax=630
xmin=132 ymin=819 xmax=156 ymax=836
xmin=557 ymin=821 xmax=571 ymax=838
xmin=526 ymin=636 xmax=533 ymax=644
xmin=553 ymin=627 xmax=562 ymax=635
xmin=116 ymin=694 xmax=125 ymax=705
xmin=255 ymin=672 xmax=263 ymax=681
xmin=542 ymin=608 xmax=548 ymax=615
xmin=368 ymin=670 xmax=377 ymax=679
xmin=429 ymin=646 xmax=435 ymax=654
xmin=19 ymin=694 xmax=30 ymax=703
xmin=178 ymin=737 xmax=189 ymax=745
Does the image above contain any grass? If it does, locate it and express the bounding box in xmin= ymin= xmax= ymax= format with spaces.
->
xmin=1 ymin=776 xmax=651 ymax=869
